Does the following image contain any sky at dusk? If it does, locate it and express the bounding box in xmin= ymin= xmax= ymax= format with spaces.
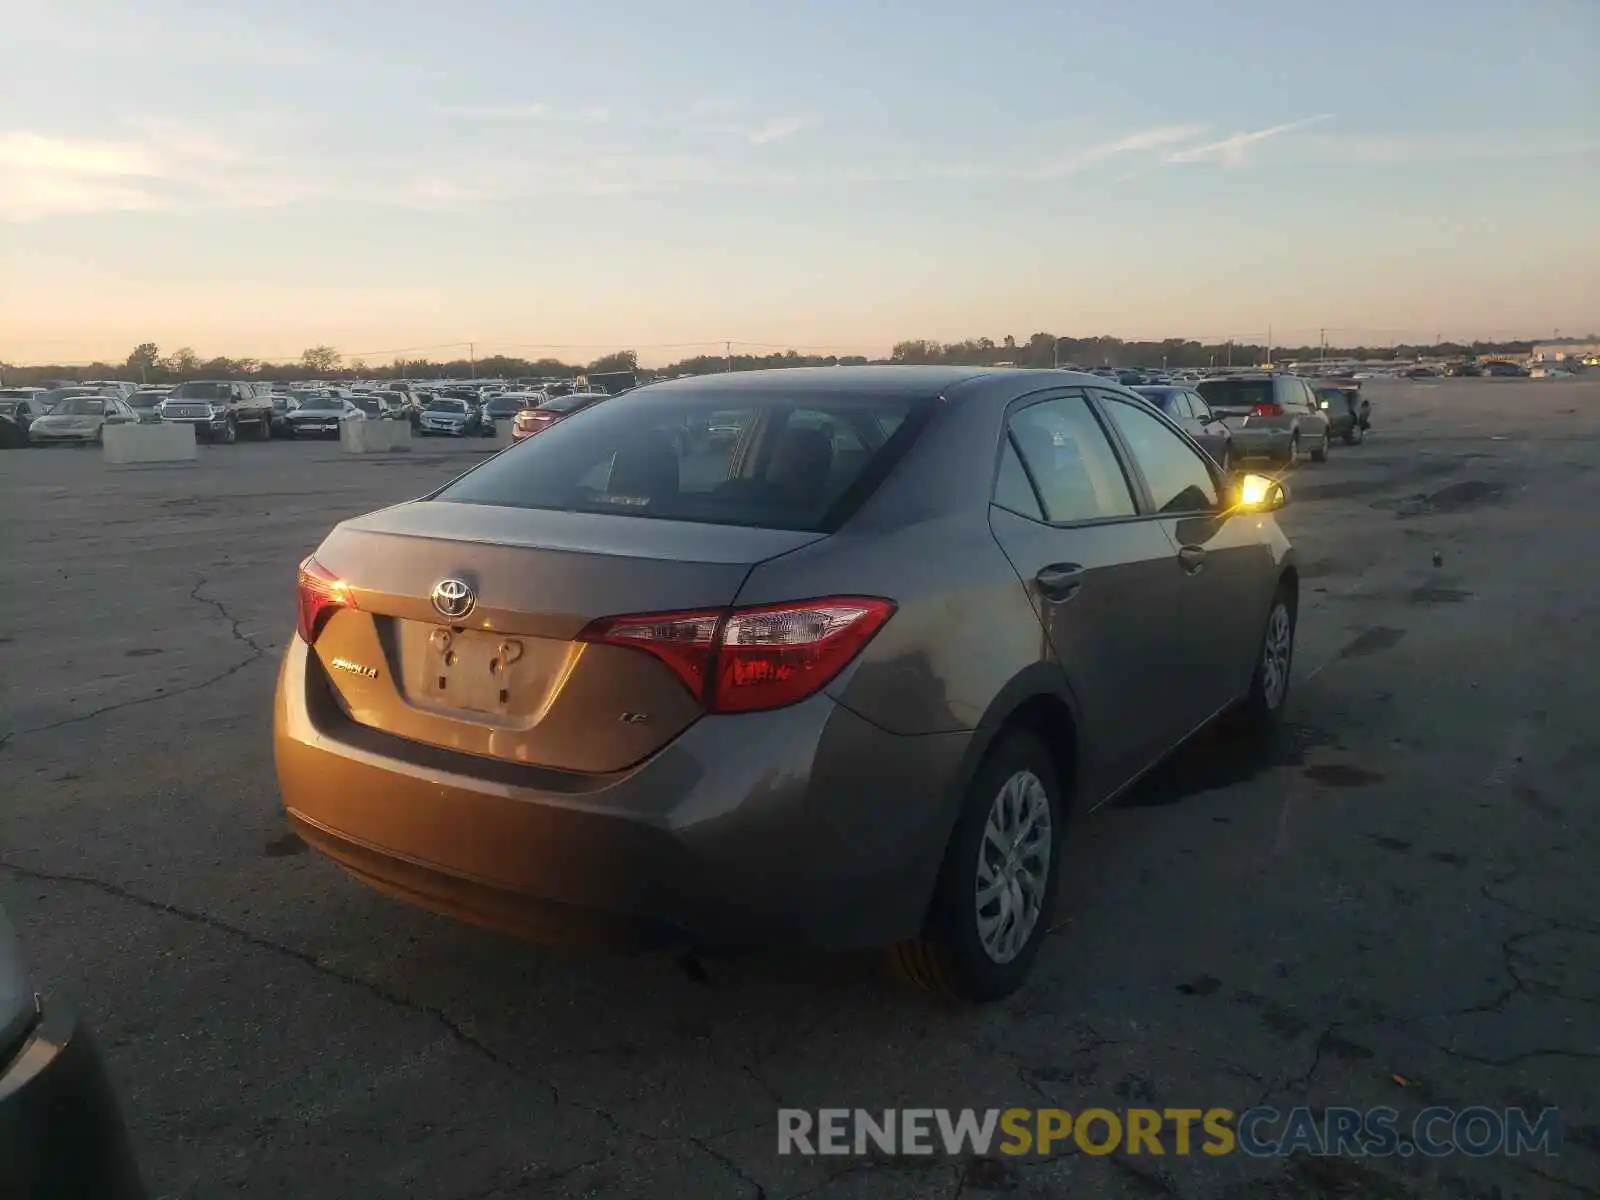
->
xmin=2 ymin=0 xmax=1596 ymax=366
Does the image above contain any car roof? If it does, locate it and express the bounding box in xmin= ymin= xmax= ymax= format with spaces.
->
xmin=639 ymin=365 xmax=1141 ymax=404
xmin=641 ymin=365 xmax=998 ymax=398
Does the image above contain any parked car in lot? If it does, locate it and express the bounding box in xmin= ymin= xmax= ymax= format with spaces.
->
xmin=1130 ymin=385 xmax=1235 ymax=471
xmin=282 ymin=395 xmax=364 ymax=437
xmin=26 ymin=394 xmax=140 ymax=446
xmin=0 ymin=413 xmax=26 ymax=449
xmin=269 ymin=394 xmax=301 ymax=437
xmin=276 ymin=366 xmax=1299 ymax=1002
xmin=483 ymin=393 xmax=542 ymax=427
xmin=1195 ymin=373 xmax=1331 ymax=466
xmin=417 ymin=395 xmax=489 ymax=437
xmin=1313 ymin=383 xmax=1371 ymax=445
xmin=158 ymin=380 xmax=275 ymax=443
xmin=0 ymin=389 xmax=52 ymax=433
xmin=126 ymin=390 xmax=170 ymax=425
xmin=1 ymin=906 xmax=146 ymax=1199
xmin=349 ymin=393 xmax=409 ymax=422
xmin=510 ymin=391 xmax=609 ymax=442
xmin=1482 ymin=361 xmax=1527 ymax=378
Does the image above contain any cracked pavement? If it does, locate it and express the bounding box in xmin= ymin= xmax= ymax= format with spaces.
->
xmin=2 ymin=378 xmax=1598 ymax=1199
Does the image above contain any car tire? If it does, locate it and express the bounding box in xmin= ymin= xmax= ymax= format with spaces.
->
xmin=220 ymin=418 xmax=238 ymax=445
xmin=1240 ymin=584 xmax=1297 ymax=728
xmin=1309 ymin=432 xmax=1329 ymax=463
xmin=890 ymin=730 xmax=1064 ymax=1004
xmin=1282 ymin=433 xmax=1300 ymax=467
xmin=1343 ymin=422 xmax=1364 ymax=446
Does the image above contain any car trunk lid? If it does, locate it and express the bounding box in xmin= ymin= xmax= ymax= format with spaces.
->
xmin=307 ymin=500 xmax=826 ymax=772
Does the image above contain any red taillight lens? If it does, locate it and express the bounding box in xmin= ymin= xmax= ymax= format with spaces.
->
xmin=1250 ymin=403 xmax=1283 ymax=417
xmin=296 ymin=555 xmax=354 ymax=645
xmin=575 ymin=609 xmax=722 ymax=697
xmin=577 ymin=597 xmax=896 ymax=715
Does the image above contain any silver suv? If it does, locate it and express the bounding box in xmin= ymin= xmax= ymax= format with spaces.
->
xmin=1195 ymin=374 xmax=1331 ymax=467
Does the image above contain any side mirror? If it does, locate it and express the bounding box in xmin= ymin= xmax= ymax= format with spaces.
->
xmin=1235 ymin=473 xmax=1287 ymax=513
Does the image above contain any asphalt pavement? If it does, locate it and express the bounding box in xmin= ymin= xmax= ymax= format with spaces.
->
xmin=2 ymin=378 xmax=1597 ymax=1199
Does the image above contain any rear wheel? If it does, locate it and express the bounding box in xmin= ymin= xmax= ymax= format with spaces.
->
xmin=1343 ymin=421 xmax=1364 ymax=446
xmin=1309 ymin=431 xmax=1329 ymax=463
xmin=220 ymin=418 xmax=238 ymax=445
xmin=1281 ymin=433 xmax=1300 ymax=467
xmin=891 ymin=730 xmax=1063 ymax=1003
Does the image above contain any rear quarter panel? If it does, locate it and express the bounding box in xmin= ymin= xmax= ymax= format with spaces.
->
xmin=730 ymin=383 xmax=1040 ymax=738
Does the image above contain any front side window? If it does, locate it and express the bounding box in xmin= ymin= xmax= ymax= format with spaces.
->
xmin=1005 ymin=396 xmax=1137 ymax=524
xmin=1100 ymin=397 xmax=1220 ymax=515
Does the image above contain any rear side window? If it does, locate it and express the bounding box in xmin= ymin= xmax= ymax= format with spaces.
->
xmin=435 ymin=389 xmax=930 ymax=532
xmin=1006 ymin=396 xmax=1136 ymax=524
xmin=993 ymin=438 xmax=1045 ymax=520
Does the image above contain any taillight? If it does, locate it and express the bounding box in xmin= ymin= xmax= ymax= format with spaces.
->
xmin=296 ymin=555 xmax=355 ymax=645
xmin=577 ymin=597 xmax=896 ymax=714
xmin=1250 ymin=403 xmax=1283 ymax=417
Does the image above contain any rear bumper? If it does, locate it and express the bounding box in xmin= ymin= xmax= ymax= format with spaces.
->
xmin=0 ymin=1004 xmax=144 ymax=1200
xmin=1228 ymin=426 xmax=1291 ymax=457
xmin=274 ymin=639 xmax=968 ymax=951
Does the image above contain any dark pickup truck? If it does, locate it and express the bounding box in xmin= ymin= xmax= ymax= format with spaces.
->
xmin=158 ymin=381 xmax=275 ymax=443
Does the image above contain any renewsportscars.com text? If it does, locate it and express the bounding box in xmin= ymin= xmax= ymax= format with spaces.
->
xmin=778 ymin=1106 xmax=1562 ymax=1159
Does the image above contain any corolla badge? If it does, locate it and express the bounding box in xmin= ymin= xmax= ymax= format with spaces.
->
xmin=329 ymin=657 xmax=379 ymax=679
xmin=431 ymin=577 xmax=476 ymax=619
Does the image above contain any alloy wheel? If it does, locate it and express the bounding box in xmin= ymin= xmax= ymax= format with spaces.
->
xmin=1261 ymin=602 xmax=1293 ymax=711
xmin=974 ymin=770 xmax=1053 ymax=965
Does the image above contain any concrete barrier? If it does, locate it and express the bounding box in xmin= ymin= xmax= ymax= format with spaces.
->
xmin=103 ymin=422 xmax=197 ymax=465
xmin=340 ymin=419 xmax=413 ymax=454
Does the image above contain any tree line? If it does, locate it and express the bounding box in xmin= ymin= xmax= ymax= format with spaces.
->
xmin=0 ymin=333 xmax=1545 ymax=388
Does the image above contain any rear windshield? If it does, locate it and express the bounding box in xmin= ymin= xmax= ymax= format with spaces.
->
xmin=302 ymin=397 xmax=343 ymax=411
xmin=1315 ymin=387 xmax=1354 ymax=408
xmin=485 ymin=397 xmax=527 ymax=414
xmin=1131 ymin=387 xmax=1180 ymax=411
xmin=169 ymin=381 xmax=231 ymax=400
xmin=0 ymin=402 xmax=16 ymax=416
xmin=353 ymin=397 xmax=382 ymax=413
xmin=434 ymin=388 xmax=930 ymax=532
xmin=129 ymin=392 xmax=165 ymax=407
xmin=1196 ymin=379 xmax=1275 ymax=409
xmin=426 ymin=398 xmax=468 ymax=413
xmin=539 ymin=394 xmax=597 ymax=414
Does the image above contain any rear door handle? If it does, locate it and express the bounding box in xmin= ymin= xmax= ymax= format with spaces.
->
xmin=1177 ymin=546 xmax=1206 ymax=574
xmin=1035 ymin=563 xmax=1085 ymax=601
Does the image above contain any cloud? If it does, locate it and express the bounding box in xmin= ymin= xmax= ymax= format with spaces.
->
xmin=1162 ymin=115 xmax=1333 ymax=167
xmin=747 ymin=116 xmax=811 ymax=145
xmin=436 ymin=104 xmax=550 ymax=120
xmin=1289 ymin=133 xmax=1600 ymax=165
xmin=0 ymin=127 xmax=305 ymax=221
xmin=1019 ymin=124 xmax=1212 ymax=179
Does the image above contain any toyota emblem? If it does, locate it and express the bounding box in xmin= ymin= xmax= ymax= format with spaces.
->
xmin=430 ymin=578 xmax=476 ymax=620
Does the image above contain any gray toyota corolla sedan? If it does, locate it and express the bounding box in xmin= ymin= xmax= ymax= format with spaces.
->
xmin=276 ymin=366 xmax=1297 ymax=1001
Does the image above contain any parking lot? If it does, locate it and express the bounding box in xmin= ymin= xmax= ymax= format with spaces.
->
xmin=2 ymin=376 xmax=1598 ymax=1199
